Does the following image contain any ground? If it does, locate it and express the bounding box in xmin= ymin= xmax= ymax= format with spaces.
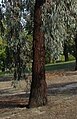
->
xmin=0 ymin=70 xmax=77 ymax=119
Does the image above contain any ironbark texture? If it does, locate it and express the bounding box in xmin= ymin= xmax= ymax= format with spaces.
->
xmin=28 ymin=0 xmax=47 ymax=107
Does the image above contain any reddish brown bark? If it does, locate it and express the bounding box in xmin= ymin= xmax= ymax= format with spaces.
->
xmin=28 ymin=0 xmax=47 ymax=107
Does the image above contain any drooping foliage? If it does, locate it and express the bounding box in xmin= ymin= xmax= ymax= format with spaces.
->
xmin=0 ymin=0 xmax=32 ymax=81
xmin=25 ymin=0 xmax=77 ymax=63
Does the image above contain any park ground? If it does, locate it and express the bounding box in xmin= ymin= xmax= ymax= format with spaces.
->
xmin=0 ymin=70 xmax=77 ymax=119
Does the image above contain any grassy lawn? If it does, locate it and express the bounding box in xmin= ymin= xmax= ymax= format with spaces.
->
xmin=0 ymin=60 xmax=76 ymax=77
xmin=45 ymin=60 xmax=75 ymax=71
xmin=0 ymin=71 xmax=13 ymax=77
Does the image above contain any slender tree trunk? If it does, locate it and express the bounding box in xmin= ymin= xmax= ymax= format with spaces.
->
xmin=28 ymin=0 xmax=47 ymax=108
xmin=75 ymin=34 xmax=77 ymax=70
xmin=17 ymin=44 xmax=21 ymax=81
xmin=13 ymin=45 xmax=21 ymax=81
xmin=64 ymin=41 xmax=69 ymax=62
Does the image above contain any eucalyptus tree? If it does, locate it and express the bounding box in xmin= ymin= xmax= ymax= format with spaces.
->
xmin=3 ymin=0 xmax=22 ymax=80
xmin=62 ymin=0 xmax=77 ymax=62
xmin=56 ymin=0 xmax=77 ymax=64
xmin=28 ymin=0 xmax=47 ymax=107
xmin=0 ymin=3 xmax=6 ymax=71
xmin=44 ymin=0 xmax=77 ymax=63
xmin=1 ymin=0 xmax=32 ymax=81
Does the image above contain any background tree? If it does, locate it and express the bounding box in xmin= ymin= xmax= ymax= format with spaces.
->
xmin=0 ymin=0 xmax=32 ymax=81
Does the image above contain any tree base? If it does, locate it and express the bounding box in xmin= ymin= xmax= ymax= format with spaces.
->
xmin=75 ymin=66 xmax=77 ymax=70
xmin=28 ymin=80 xmax=47 ymax=108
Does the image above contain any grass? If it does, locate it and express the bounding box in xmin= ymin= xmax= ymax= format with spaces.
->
xmin=0 ymin=60 xmax=76 ymax=77
xmin=45 ymin=60 xmax=75 ymax=71
xmin=0 ymin=70 xmax=13 ymax=77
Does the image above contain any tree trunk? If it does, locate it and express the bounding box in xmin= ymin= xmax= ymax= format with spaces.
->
xmin=17 ymin=44 xmax=21 ymax=81
xmin=64 ymin=41 xmax=69 ymax=62
xmin=28 ymin=0 xmax=47 ymax=108
xmin=75 ymin=34 xmax=77 ymax=70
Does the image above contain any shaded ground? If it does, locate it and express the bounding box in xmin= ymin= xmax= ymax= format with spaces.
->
xmin=0 ymin=71 xmax=77 ymax=119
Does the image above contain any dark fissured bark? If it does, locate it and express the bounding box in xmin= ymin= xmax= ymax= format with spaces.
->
xmin=28 ymin=0 xmax=47 ymax=107
xmin=75 ymin=34 xmax=77 ymax=70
